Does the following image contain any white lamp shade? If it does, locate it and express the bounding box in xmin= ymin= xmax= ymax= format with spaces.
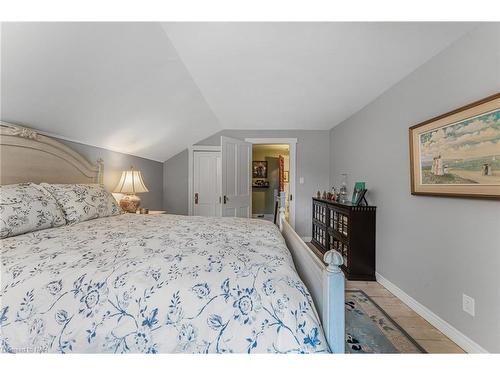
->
xmin=113 ymin=169 xmax=149 ymax=194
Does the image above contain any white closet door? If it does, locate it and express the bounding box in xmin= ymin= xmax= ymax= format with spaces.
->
xmin=221 ymin=136 xmax=251 ymax=218
xmin=193 ymin=151 xmax=222 ymax=217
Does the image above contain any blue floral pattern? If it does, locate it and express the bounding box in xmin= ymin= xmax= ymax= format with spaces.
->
xmin=40 ymin=183 xmax=121 ymax=225
xmin=0 ymin=214 xmax=329 ymax=353
xmin=0 ymin=183 xmax=66 ymax=239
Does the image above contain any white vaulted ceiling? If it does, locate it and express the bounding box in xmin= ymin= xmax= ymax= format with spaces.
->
xmin=162 ymin=22 xmax=476 ymax=130
xmin=1 ymin=22 xmax=220 ymax=162
xmin=1 ymin=22 xmax=476 ymax=161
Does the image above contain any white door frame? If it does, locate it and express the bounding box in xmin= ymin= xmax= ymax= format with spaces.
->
xmin=245 ymin=137 xmax=297 ymax=229
xmin=188 ymin=145 xmax=221 ymax=216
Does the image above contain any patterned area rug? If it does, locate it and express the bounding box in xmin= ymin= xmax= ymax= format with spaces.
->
xmin=345 ymin=290 xmax=426 ymax=353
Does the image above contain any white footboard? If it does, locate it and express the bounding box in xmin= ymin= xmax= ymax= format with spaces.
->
xmin=279 ymin=211 xmax=345 ymax=353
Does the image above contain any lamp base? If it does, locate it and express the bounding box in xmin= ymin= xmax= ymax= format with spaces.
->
xmin=119 ymin=194 xmax=141 ymax=213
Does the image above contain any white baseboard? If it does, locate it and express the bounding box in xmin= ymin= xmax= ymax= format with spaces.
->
xmin=375 ymin=272 xmax=488 ymax=353
xmin=301 ymin=236 xmax=312 ymax=242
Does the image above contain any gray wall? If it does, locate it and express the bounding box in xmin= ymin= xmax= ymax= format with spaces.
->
xmin=163 ymin=129 xmax=330 ymax=237
xmin=163 ymin=149 xmax=189 ymax=215
xmin=59 ymin=138 xmax=164 ymax=210
xmin=329 ymin=24 xmax=500 ymax=352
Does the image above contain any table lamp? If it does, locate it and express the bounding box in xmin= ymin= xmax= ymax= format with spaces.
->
xmin=113 ymin=166 xmax=149 ymax=213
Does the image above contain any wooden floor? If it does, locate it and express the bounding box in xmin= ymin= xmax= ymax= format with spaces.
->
xmin=347 ymin=280 xmax=465 ymax=353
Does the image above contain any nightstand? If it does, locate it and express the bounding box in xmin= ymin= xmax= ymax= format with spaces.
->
xmin=136 ymin=210 xmax=166 ymax=215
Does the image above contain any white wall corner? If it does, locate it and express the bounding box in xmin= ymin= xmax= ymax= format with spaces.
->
xmin=301 ymin=236 xmax=312 ymax=243
xmin=375 ymin=272 xmax=489 ymax=353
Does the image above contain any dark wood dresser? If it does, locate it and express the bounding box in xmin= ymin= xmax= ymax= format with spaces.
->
xmin=311 ymin=198 xmax=376 ymax=281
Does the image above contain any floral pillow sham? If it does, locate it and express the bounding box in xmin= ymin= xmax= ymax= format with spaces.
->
xmin=0 ymin=183 xmax=66 ymax=239
xmin=41 ymin=183 xmax=122 ymax=224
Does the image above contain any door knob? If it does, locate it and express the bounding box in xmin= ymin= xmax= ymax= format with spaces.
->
xmin=195 ymin=193 xmax=199 ymax=204
xmin=223 ymin=195 xmax=228 ymax=204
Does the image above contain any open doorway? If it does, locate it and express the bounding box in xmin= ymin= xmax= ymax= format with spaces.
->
xmin=251 ymin=144 xmax=290 ymax=223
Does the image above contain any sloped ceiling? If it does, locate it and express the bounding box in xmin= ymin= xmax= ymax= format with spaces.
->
xmin=1 ymin=22 xmax=476 ymax=161
xmin=1 ymin=22 xmax=221 ymax=162
xmin=162 ymin=22 xmax=476 ymax=130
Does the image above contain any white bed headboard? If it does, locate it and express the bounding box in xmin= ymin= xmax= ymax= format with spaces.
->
xmin=0 ymin=122 xmax=103 ymax=185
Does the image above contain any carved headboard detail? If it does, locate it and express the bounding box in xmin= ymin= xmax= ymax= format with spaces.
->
xmin=0 ymin=122 xmax=103 ymax=185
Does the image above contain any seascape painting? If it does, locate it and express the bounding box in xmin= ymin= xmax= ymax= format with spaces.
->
xmin=410 ymin=94 xmax=500 ymax=199
xmin=419 ymin=109 xmax=500 ymax=185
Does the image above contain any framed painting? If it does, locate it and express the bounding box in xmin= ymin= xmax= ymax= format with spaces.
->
xmin=252 ymin=161 xmax=267 ymax=178
xmin=409 ymin=93 xmax=500 ymax=199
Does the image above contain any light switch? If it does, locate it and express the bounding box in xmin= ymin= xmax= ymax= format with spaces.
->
xmin=299 ymin=177 xmax=304 ymax=184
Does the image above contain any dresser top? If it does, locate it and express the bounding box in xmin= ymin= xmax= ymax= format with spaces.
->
xmin=312 ymin=197 xmax=376 ymax=210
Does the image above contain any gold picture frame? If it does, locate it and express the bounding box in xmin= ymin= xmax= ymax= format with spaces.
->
xmin=283 ymin=170 xmax=289 ymax=183
xmin=409 ymin=93 xmax=500 ymax=199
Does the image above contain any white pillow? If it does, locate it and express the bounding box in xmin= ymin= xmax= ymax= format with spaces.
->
xmin=0 ymin=183 xmax=66 ymax=239
xmin=41 ymin=183 xmax=122 ymax=224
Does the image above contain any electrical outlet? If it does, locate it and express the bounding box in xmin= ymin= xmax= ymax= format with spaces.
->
xmin=462 ymin=294 xmax=475 ymax=316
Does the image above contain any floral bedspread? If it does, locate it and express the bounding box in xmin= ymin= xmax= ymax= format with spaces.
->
xmin=0 ymin=214 xmax=329 ymax=353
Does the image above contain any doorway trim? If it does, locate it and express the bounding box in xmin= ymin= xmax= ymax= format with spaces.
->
xmin=188 ymin=145 xmax=221 ymax=216
xmin=245 ymin=137 xmax=297 ymax=229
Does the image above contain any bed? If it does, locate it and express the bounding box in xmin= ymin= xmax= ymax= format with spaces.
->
xmin=0 ymin=122 xmax=345 ymax=353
